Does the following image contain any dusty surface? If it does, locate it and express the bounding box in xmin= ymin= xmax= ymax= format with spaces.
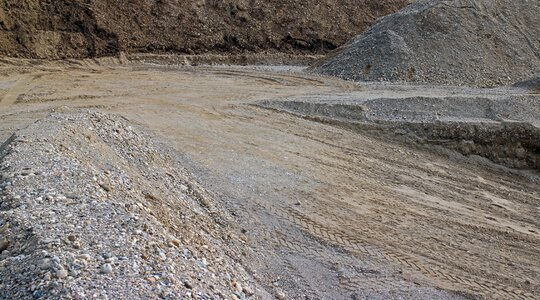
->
xmin=0 ymin=0 xmax=411 ymax=59
xmin=0 ymin=60 xmax=539 ymax=299
xmin=312 ymin=0 xmax=540 ymax=87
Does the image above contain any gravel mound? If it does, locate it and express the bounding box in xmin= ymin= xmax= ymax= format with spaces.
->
xmin=513 ymin=75 xmax=540 ymax=94
xmin=0 ymin=111 xmax=264 ymax=299
xmin=0 ymin=0 xmax=411 ymax=59
xmin=311 ymin=0 xmax=540 ymax=87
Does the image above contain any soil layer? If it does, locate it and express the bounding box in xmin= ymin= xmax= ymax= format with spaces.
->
xmin=0 ymin=0 xmax=411 ymax=59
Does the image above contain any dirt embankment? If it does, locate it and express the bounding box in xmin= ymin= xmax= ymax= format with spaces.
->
xmin=0 ymin=0 xmax=411 ymax=59
xmin=258 ymin=93 xmax=540 ymax=170
xmin=312 ymin=0 xmax=540 ymax=87
xmin=0 ymin=1 xmax=119 ymax=58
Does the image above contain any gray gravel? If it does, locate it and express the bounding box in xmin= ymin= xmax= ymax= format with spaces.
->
xmin=513 ymin=74 xmax=540 ymax=94
xmin=311 ymin=0 xmax=540 ymax=87
xmin=0 ymin=111 xmax=265 ymax=299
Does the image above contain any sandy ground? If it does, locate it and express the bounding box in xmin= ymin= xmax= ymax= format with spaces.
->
xmin=0 ymin=60 xmax=538 ymax=299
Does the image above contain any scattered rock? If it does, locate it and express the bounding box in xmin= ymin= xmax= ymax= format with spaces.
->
xmin=37 ymin=258 xmax=52 ymax=270
xmin=232 ymin=280 xmax=242 ymax=293
xmin=56 ymin=269 xmax=68 ymax=279
xmin=0 ymin=239 xmax=9 ymax=253
xmin=101 ymin=263 xmax=113 ymax=274
xmin=275 ymin=289 xmax=287 ymax=300
xmin=170 ymin=239 xmax=181 ymax=247
xmin=99 ymin=183 xmax=112 ymax=192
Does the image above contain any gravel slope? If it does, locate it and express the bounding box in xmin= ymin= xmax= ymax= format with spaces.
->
xmin=0 ymin=112 xmax=265 ymax=299
xmin=312 ymin=0 xmax=540 ymax=87
xmin=514 ymin=75 xmax=540 ymax=94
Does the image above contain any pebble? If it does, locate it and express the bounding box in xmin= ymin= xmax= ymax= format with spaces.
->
xmin=243 ymin=286 xmax=254 ymax=296
xmin=170 ymin=239 xmax=180 ymax=247
xmin=158 ymin=251 xmax=167 ymax=261
xmin=275 ymin=289 xmax=287 ymax=300
xmin=43 ymin=272 xmax=51 ymax=281
xmin=101 ymin=263 xmax=113 ymax=274
xmin=37 ymin=258 xmax=52 ymax=270
xmin=232 ymin=281 xmax=242 ymax=293
xmin=56 ymin=269 xmax=68 ymax=279
xmin=77 ymin=254 xmax=92 ymax=261
xmin=99 ymin=183 xmax=112 ymax=192
xmin=197 ymin=258 xmax=207 ymax=268
xmin=0 ymin=239 xmax=9 ymax=253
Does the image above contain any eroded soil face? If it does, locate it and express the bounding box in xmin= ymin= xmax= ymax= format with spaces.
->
xmin=0 ymin=61 xmax=539 ymax=299
xmin=0 ymin=0 xmax=412 ymax=59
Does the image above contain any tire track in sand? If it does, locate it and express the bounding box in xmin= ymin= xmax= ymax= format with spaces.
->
xmin=0 ymin=75 xmax=33 ymax=107
xmin=272 ymin=205 xmax=536 ymax=299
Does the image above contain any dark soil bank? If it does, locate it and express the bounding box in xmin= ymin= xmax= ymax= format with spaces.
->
xmin=0 ymin=0 xmax=411 ymax=59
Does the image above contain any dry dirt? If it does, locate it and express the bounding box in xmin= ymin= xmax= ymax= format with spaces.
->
xmin=0 ymin=0 xmax=411 ymax=59
xmin=0 ymin=60 xmax=539 ymax=299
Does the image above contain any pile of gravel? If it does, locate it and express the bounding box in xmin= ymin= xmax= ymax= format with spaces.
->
xmin=513 ymin=75 xmax=540 ymax=94
xmin=311 ymin=0 xmax=540 ymax=87
xmin=0 ymin=111 xmax=263 ymax=299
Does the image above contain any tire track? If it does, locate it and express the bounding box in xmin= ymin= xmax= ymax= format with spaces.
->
xmin=260 ymin=231 xmax=414 ymax=293
xmin=0 ymin=74 xmax=34 ymax=107
xmin=262 ymin=202 xmax=535 ymax=299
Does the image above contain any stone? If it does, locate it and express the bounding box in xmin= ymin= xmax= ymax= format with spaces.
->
xmin=0 ymin=239 xmax=9 ymax=253
xmin=77 ymin=254 xmax=91 ymax=261
xmin=43 ymin=272 xmax=52 ymax=281
xmin=275 ymin=289 xmax=287 ymax=300
xmin=101 ymin=263 xmax=113 ymax=274
xmin=56 ymin=269 xmax=68 ymax=279
xmin=72 ymin=241 xmax=81 ymax=249
xmin=37 ymin=258 xmax=52 ymax=270
xmin=232 ymin=281 xmax=242 ymax=293
xmin=243 ymin=286 xmax=254 ymax=296
xmin=99 ymin=183 xmax=112 ymax=192
xmin=170 ymin=239 xmax=180 ymax=247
